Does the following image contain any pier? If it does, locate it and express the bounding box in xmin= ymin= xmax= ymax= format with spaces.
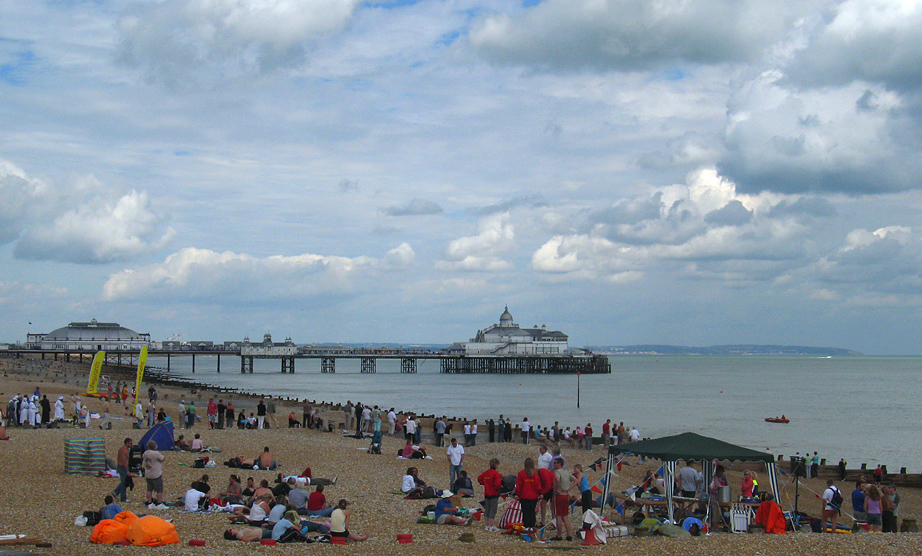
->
xmin=4 ymin=348 xmax=611 ymax=375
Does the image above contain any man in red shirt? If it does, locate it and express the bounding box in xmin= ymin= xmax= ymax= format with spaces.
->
xmin=601 ymin=420 xmax=611 ymax=449
xmin=207 ymin=399 xmax=218 ymax=430
xmin=306 ymin=484 xmax=335 ymax=517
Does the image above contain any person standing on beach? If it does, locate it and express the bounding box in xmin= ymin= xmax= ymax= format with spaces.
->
xmin=387 ymin=408 xmax=396 ymax=436
xmin=178 ymin=399 xmax=186 ymax=425
xmin=344 ymin=401 xmax=354 ymax=430
xmin=405 ymin=414 xmax=417 ymax=442
xmin=822 ymin=479 xmax=842 ymax=533
xmin=142 ymin=440 xmax=167 ymax=509
xmin=471 ymin=420 xmax=478 ymax=446
xmin=497 ymin=415 xmax=505 ymax=443
xmin=601 ymin=420 xmax=611 ymax=448
xmin=584 ymin=423 xmax=593 ymax=450
xmin=521 ymin=418 xmax=531 ymax=445
xmin=551 ymin=458 xmax=575 ymax=541
xmin=515 ymin=457 xmax=542 ymax=531
xmin=435 ymin=417 xmax=446 ymax=447
xmin=217 ymin=399 xmax=226 ymax=429
xmin=186 ymin=400 xmax=196 ymax=429
xmin=447 ymin=437 xmax=465 ymax=486
xmin=40 ymin=395 xmax=50 ymax=425
xmin=53 ymin=396 xmax=64 ymax=422
xmin=354 ymin=402 xmax=364 ymax=437
xmin=811 ymin=452 xmax=820 ymax=479
xmin=113 ymin=438 xmax=133 ymax=503
xmin=256 ymin=399 xmax=267 ymax=429
xmin=207 ymin=399 xmax=217 ymax=430
xmin=504 ymin=419 xmax=512 ymax=443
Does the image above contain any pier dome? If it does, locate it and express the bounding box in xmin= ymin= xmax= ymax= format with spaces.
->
xmin=29 ymin=319 xmax=150 ymax=350
xmin=499 ymin=306 xmax=514 ymax=327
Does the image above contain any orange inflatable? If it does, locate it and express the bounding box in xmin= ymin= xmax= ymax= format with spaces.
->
xmin=126 ymin=515 xmax=180 ymax=547
xmin=90 ymin=511 xmax=138 ymax=544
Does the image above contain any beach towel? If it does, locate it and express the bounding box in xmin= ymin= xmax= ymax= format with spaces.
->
xmin=125 ymin=515 xmax=180 ymax=547
xmin=580 ymin=509 xmax=607 ymax=544
xmin=497 ymin=499 xmax=522 ymax=529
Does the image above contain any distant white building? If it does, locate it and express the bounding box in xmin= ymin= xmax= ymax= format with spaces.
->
xmin=27 ymin=319 xmax=151 ymax=351
xmin=458 ymin=306 xmax=569 ymax=355
xmin=240 ymin=333 xmax=297 ymax=357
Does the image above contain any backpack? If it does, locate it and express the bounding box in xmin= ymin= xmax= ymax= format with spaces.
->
xmin=829 ymin=487 xmax=843 ymax=511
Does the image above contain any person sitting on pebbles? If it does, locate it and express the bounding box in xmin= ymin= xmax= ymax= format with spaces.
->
xmin=330 ymin=499 xmax=369 ymax=542
xmin=224 ymin=527 xmax=266 ymax=542
xmin=229 ymin=493 xmax=273 ymax=524
xmin=435 ymin=491 xmax=474 ymax=526
xmin=257 ymin=446 xmax=276 ymax=470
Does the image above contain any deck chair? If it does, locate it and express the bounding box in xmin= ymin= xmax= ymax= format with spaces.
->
xmin=730 ymin=503 xmax=754 ymax=533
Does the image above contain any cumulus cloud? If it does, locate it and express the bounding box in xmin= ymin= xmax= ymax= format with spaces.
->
xmin=103 ymin=243 xmax=410 ymax=301
xmin=785 ymin=0 xmax=922 ymax=92
xmin=384 ymin=199 xmax=443 ymax=216
xmin=116 ymin=0 xmax=362 ymax=83
xmin=15 ymin=190 xmax=175 ymax=264
xmin=719 ymin=71 xmax=921 ymax=194
xmin=0 ymin=160 xmax=49 ymax=244
xmin=533 ymin=168 xmax=818 ymax=281
xmin=438 ymin=213 xmax=515 ymax=271
xmin=792 ymin=225 xmax=922 ymax=299
xmin=470 ymin=0 xmax=814 ymax=71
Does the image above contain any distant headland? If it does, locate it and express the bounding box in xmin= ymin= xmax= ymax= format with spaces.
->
xmin=587 ymin=344 xmax=862 ymax=356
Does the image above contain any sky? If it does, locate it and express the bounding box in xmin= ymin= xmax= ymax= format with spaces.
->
xmin=2 ymin=0 xmax=922 ymax=354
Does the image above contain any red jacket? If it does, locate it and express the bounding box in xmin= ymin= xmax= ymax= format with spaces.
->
xmin=538 ymin=468 xmax=555 ymax=495
xmin=478 ymin=469 xmax=503 ymax=498
xmin=515 ymin=470 xmax=542 ymax=500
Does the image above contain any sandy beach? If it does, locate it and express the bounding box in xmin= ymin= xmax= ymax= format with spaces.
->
xmin=0 ymin=356 xmax=920 ymax=555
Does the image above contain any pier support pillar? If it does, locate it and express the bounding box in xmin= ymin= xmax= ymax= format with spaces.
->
xmin=217 ymin=354 xmax=220 ymax=373
xmin=241 ymin=356 xmax=254 ymax=374
xmin=281 ymin=357 xmax=295 ymax=373
xmin=191 ymin=353 xmax=195 ymax=373
xmin=321 ymin=358 xmax=335 ymax=373
xmin=400 ymin=358 xmax=417 ymax=373
xmin=360 ymin=358 xmax=376 ymax=373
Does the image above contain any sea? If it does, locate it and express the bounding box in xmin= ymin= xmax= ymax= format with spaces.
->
xmin=147 ymin=355 xmax=921 ymax=472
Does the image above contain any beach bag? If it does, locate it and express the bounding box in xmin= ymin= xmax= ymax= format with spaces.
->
xmin=497 ymin=499 xmax=522 ymax=529
xmin=830 ymin=487 xmax=843 ymax=511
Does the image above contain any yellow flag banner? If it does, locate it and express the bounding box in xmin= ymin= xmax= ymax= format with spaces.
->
xmin=133 ymin=346 xmax=148 ymax=404
xmin=87 ymin=351 xmax=106 ymax=395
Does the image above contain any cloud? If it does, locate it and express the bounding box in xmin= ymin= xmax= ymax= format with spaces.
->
xmin=785 ymin=0 xmax=922 ymax=92
xmin=470 ymin=0 xmax=813 ymax=72
xmin=384 ymin=198 xmax=443 ymax=216
xmin=438 ymin=213 xmax=515 ymax=271
xmin=116 ymin=0 xmax=363 ymax=83
xmin=0 ymin=159 xmax=49 ymax=244
xmin=475 ymin=195 xmax=547 ymax=215
xmin=15 ymin=190 xmax=175 ymax=264
xmin=719 ymin=72 xmax=921 ymax=194
xmin=384 ymin=242 xmax=415 ymax=267
xmin=102 ymin=244 xmax=411 ymax=301
xmin=532 ymin=168 xmax=819 ymax=280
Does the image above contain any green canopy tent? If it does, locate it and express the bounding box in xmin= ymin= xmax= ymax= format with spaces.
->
xmin=604 ymin=432 xmax=779 ymax=524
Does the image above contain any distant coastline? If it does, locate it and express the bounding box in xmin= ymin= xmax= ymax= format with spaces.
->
xmin=587 ymin=344 xmax=863 ymax=356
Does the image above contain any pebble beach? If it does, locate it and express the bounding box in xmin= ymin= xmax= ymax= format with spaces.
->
xmin=1 ymin=357 xmax=921 ymax=555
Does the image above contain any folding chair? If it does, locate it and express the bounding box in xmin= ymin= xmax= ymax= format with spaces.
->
xmin=730 ymin=503 xmax=754 ymax=533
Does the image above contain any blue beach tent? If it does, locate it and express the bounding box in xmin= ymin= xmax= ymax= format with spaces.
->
xmin=139 ymin=421 xmax=175 ymax=451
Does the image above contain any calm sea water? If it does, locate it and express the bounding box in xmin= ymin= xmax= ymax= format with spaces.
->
xmin=147 ymin=355 xmax=922 ymax=471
